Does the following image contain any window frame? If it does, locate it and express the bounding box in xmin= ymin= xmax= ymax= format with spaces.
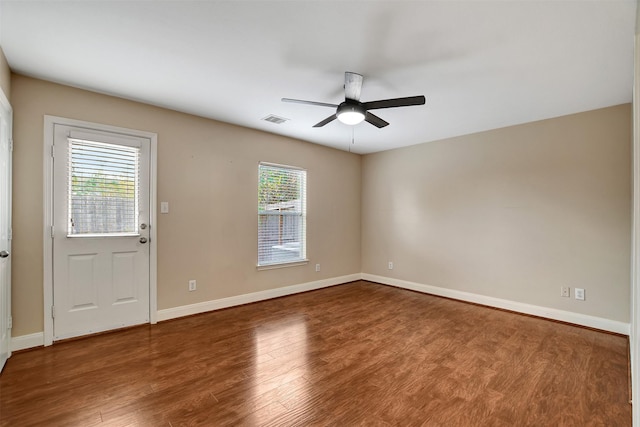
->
xmin=257 ymin=162 xmax=307 ymax=269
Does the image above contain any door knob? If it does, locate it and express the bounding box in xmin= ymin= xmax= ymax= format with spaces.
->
xmin=139 ymin=237 xmax=148 ymax=244
xmin=0 ymin=250 xmax=8 ymax=258
xmin=140 ymin=224 xmax=147 ymax=230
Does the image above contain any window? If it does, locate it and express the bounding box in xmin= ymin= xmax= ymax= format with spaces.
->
xmin=258 ymin=163 xmax=306 ymax=266
xmin=68 ymin=139 xmax=140 ymax=236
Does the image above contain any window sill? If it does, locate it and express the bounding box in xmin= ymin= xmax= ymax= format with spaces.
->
xmin=256 ymin=259 xmax=309 ymax=271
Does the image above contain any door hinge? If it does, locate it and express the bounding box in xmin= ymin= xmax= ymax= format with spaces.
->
xmin=51 ymin=306 xmax=55 ymax=319
xmin=51 ymin=145 xmax=55 ymax=158
xmin=7 ymin=316 xmax=12 ymax=329
xmin=9 ymin=138 xmax=13 ymax=152
xmin=7 ymin=227 xmax=11 ymax=240
xmin=50 ymin=225 xmax=54 ymax=238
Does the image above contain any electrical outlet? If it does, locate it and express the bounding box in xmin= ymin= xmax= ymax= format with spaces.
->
xmin=315 ymin=264 xmax=320 ymax=272
xmin=388 ymin=261 xmax=393 ymax=270
xmin=560 ymin=286 xmax=570 ymax=297
xmin=188 ymin=279 xmax=196 ymax=292
xmin=575 ymin=288 xmax=585 ymax=301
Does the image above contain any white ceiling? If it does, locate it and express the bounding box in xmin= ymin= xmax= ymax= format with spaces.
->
xmin=0 ymin=0 xmax=636 ymax=154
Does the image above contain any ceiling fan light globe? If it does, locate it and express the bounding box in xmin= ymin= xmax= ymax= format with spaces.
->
xmin=338 ymin=111 xmax=365 ymax=125
xmin=336 ymin=102 xmax=366 ymax=125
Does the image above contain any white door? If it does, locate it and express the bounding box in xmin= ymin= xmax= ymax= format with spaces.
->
xmin=52 ymin=124 xmax=150 ymax=340
xmin=0 ymin=91 xmax=12 ymax=371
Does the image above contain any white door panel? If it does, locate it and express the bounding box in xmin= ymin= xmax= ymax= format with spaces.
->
xmin=53 ymin=124 xmax=150 ymax=341
xmin=0 ymin=91 xmax=12 ymax=371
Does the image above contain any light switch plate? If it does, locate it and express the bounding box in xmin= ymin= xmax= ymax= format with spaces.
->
xmin=160 ymin=201 xmax=169 ymax=214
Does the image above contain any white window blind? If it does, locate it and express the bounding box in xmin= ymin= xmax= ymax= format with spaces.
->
xmin=258 ymin=163 xmax=307 ymax=266
xmin=67 ymin=139 xmax=139 ymax=236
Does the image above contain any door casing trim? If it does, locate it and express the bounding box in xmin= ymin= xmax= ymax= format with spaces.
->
xmin=0 ymin=86 xmax=12 ymax=366
xmin=43 ymin=116 xmax=158 ymax=346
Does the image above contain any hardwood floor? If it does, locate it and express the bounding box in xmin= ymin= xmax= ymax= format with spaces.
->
xmin=0 ymin=281 xmax=631 ymax=426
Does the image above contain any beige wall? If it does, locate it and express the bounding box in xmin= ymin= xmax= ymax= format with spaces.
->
xmin=362 ymin=104 xmax=632 ymax=322
xmin=0 ymin=47 xmax=9 ymax=100
xmin=9 ymin=72 xmax=632 ymax=334
xmin=11 ymin=74 xmax=361 ymax=336
xmin=637 ymin=0 xmax=640 ymax=35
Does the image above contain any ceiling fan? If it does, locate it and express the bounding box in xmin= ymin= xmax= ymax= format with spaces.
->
xmin=282 ymin=71 xmax=426 ymax=128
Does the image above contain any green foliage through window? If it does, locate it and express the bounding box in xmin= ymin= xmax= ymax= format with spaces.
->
xmin=259 ymin=165 xmax=301 ymax=209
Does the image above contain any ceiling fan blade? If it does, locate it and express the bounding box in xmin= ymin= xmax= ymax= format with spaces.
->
xmin=362 ymin=95 xmax=426 ymax=110
xmin=365 ymin=112 xmax=389 ymax=128
xmin=282 ymin=98 xmax=338 ymax=108
xmin=313 ymin=114 xmax=338 ymax=127
xmin=344 ymin=72 xmax=363 ymax=101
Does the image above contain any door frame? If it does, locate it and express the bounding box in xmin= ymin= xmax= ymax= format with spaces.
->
xmin=0 ymin=86 xmax=12 ymax=367
xmin=631 ymin=29 xmax=639 ymax=425
xmin=43 ymin=116 xmax=158 ymax=346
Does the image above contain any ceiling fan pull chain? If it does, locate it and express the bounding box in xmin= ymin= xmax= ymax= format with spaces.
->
xmin=349 ymin=127 xmax=354 ymax=153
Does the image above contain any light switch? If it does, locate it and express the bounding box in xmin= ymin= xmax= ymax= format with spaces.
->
xmin=160 ymin=201 xmax=169 ymax=214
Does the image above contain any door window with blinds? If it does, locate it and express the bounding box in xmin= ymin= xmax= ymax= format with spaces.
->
xmin=258 ymin=163 xmax=307 ymax=266
xmin=67 ymin=138 xmax=140 ymax=237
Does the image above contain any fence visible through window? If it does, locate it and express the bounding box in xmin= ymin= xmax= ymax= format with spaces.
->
xmin=68 ymin=139 xmax=139 ymax=236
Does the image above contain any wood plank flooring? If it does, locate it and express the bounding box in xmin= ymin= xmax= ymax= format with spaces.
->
xmin=0 ymin=281 xmax=631 ymax=426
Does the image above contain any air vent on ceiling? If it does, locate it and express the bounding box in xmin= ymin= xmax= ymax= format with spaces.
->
xmin=262 ymin=114 xmax=289 ymax=125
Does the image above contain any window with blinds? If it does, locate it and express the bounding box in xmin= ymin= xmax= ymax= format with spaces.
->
xmin=258 ymin=163 xmax=307 ymax=266
xmin=67 ymin=139 xmax=139 ymax=236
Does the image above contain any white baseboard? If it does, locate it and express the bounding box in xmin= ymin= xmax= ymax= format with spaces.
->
xmin=362 ymin=273 xmax=630 ymax=335
xmin=11 ymin=332 xmax=44 ymax=352
xmin=9 ymin=272 xmax=627 ymax=352
xmin=157 ymin=273 xmax=361 ymax=322
xmin=8 ymin=275 xmax=360 ymax=352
